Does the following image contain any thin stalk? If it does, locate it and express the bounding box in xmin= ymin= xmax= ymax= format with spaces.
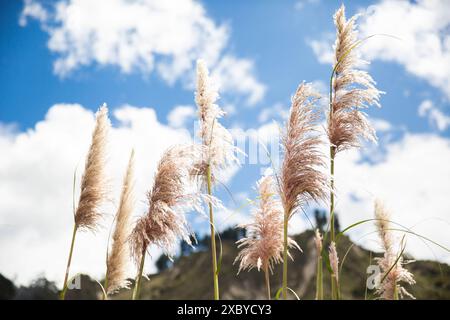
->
xmin=331 ymin=275 xmax=335 ymax=299
xmin=331 ymin=274 xmax=338 ymax=300
xmin=206 ymin=164 xmax=219 ymax=300
xmin=329 ymin=58 xmax=337 ymax=300
xmin=315 ymin=255 xmax=323 ymax=300
xmin=132 ymin=247 xmax=146 ymax=300
xmin=330 ymin=146 xmax=336 ymax=242
xmin=393 ymin=283 xmax=399 ymax=300
xmin=282 ymin=209 xmax=289 ymax=299
xmin=365 ymin=251 xmax=372 ymax=300
xmin=337 ymin=274 xmax=341 ymax=299
xmin=60 ymin=224 xmax=78 ymax=300
xmin=103 ymin=277 xmax=108 ymax=300
xmin=264 ymin=265 xmax=271 ymax=300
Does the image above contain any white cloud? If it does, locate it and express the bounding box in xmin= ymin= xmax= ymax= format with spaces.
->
xmin=167 ymin=105 xmax=196 ymax=128
xmin=334 ymin=133 xmax=450 ymax=264
xmin=371 ymin=117 xmax=393 ymax=132
xmin=358 ymin=0 xmax=450 ymax=99
xmin=222 ymin=104 xmax=236 ymax=116
xmin=211 ymin=55 xmax=266 ymax=106
xmin=294 ymin=0 xmax=320 ymax=11
xmin=308 ymin=32 xmax=335 ymax=65
xmin=20 ymin=0 xmax=265 ymax=105
xmin=418 ymin=99 xmax=450 ymax=131
xmin=258 ymin=103 xmax=287 ymax=123
xmin=308 ymin=0 xmax=450 ymax=99
xmin=19 ymin=0 xmax=48 ymax=26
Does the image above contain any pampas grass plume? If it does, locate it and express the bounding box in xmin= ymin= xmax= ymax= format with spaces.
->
xmin=329 ymin=241 xmax=339 ymax=283
xmin=106 ymin=149 xmax=135 ymax=295
xmin=194 ymin=59 xmax=238 ymax=180
xmin=235 ymin=173 xmax=299 ymax=274
xmin=131 ymin=146 xmax=195 ymax=265
xmin=374 ymin=199 xmax=415 ymax=299
xmin=75 ymin=104 xmax=110 ymax=230
xmin=327 ymin=4 xmax=382 ymax=154
xmin=281 ymin=82 xmax=328 ymax=216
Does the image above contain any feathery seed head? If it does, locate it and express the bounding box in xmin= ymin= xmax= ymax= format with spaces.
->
xmin=280 ymin=82 xmax=328 ymax=218
xmin=374 ymin=198 xmax=393 ymax=252
xmin=130 ymin=145 xmax=197 ymax=266
xmin=329 ymin=241 xmax=339 ymax=282
xmin=75 ymin=104 xmax=110 ymax=231
xmin=374 ymin=199 xmax=415 ymax=299
xmin=314 ymin=228 xmax=323 ymax=254
xmin=106 ymin=149 xmax=135 ymax=295
xmin=328 ymin=5 xmax=382 ymax=154
xmin=194 ymin=59 xmax=239 ymax=183
xmin=235 ymin=173 xmax=300 ymax=274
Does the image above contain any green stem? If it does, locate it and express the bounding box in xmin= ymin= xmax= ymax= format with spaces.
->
xmin=331 ymin=274 xmax=336 ymax=300
xmin=315 ymin=255 xmax=323 ymax=300
xmin=132 ymin=247 xmax=146 ymax=300
xmin=330 ymin=146 xmax=336 ymax=243
xmin=103 ymin=277 xmax=108 ymax=300
xmin=206 ymin=164 xmax=219 ymax=300
xmin=264 ymin=265 xmax=271 ymax=300
xmin=331 ymin=274 xmax=340 ymax=300
xmin=329 ymin=51 xmax=336 ymax=244
xmin=393 ymin=283 xmax=399 ymax=300
xmin=329 ymin=145 xmax=337 ymax=300
xmin=60 ymin=224 xmax=78 ymax=300
xmin=282 ymin=208 xmax=289 ymax=299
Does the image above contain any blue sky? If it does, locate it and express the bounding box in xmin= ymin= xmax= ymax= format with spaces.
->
xmin=3 ymin=0 xmax=447 ymax=133
xmin=1 ymin=0 xmax=449 ymax=285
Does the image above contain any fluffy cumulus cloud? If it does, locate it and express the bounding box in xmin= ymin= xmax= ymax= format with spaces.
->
xmin=370 ymin=118 xmax=394 ymax=132
xmin=334 ymin=132 xmax=450 ymax=264
xmin=167 ymin=105 xmax=196 ymax=128
xmin=358 ymin=0 xmax=450 ymax=99
xmin=19 ymin=0 xmax=265 ymax=105
xmin=258 ymin=103 xmax=287 ymax=123
xmin=309 ymin=0 xmax=450 ymax=99
xmin=418 ymin=99 xmax=450 ymax=132
xmin=19 ymin=0 xmax=48 ymax=26
xmin=0 ymin=103 xmax=196 ymax=285
xmin=308 ymin=32 xmax=335 ymax=65
xmin=211 ymin=55 xmax=266 ymax=106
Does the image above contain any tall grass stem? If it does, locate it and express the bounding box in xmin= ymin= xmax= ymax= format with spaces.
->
xmin=103 ymin=277 xmax=108 ymax=300
xmin=207 ymin=164 xmax=220 ymax=300
xmin=315 ymin=255 xmax=323 ymax=300
xmin=282 ymin=209 xmax=289 ymax=299
xmin=132 ymin=248 xmax=146 ymax=300
xmin=60 ymin=224 xmax=77 ymax=300
xmin=329 ymin=146 xmax=336 ymax=242
xmin=264 ymin=265 xmax=271 ymax=300
xmin=329 ymin=51 xmax=337 ymax=299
